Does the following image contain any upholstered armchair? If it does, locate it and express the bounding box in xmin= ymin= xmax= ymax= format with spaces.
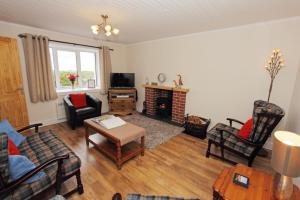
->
xmin=206 ymin=100 xmax=284 ymax=166
xmin=64 ymin=93 xmax=102 ymax=129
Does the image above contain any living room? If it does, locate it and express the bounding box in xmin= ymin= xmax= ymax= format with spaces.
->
xmin=0 ymin=1 xmax=300 ymax=200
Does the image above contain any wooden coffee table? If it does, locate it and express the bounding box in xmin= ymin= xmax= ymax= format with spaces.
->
xmin=213 ymin=164 xmax=300 ymax=200
xmin=84 ymin=118 xmax=145 ymax=169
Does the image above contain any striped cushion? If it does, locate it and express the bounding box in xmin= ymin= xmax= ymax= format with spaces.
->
xmin=250 ymin=100 xmax=284 ymax=142
xmin=207 ymin=123 xmax=255 ymax=156
xmin=3 ymin=130 xmax=81 ymax=200
xmin=0 ymin=133 xmax=9 ymax=185
xmin=126 ymin=194 xmax=200 ymax=200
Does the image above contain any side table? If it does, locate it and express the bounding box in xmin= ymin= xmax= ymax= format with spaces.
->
xmin=213 ymin=164 xmax=300 ymax=200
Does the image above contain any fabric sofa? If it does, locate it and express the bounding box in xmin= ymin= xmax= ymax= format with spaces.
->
xmin=0 ymin=123 xmax=83 ymax=200
xmin=64 ymin=93 xmax=102 ymax=129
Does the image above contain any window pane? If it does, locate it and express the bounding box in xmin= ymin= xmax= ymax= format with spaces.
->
xmin=80 ymin=52 xmax=96 ymax=88
xmin=57 ymin=50 xmax=77 ymax=87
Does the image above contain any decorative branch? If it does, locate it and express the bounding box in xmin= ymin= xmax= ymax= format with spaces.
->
xmin=264 ymin=49 xmax=285 ymax=102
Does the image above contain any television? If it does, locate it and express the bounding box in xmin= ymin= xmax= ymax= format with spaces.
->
xmin=110 ymin=73 xmax=135 ymax=88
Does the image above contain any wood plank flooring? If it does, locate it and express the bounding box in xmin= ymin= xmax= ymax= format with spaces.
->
xmin=40 ymin=122 xmax=273 ymax=200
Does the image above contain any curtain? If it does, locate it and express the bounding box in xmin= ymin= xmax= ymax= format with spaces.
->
xmin=22 ymin=33 xmax=57 ymax=103
xmin=100 ymin=46 xmax=112 ymax=94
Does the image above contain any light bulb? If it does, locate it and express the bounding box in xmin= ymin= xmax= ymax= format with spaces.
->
xmin=105 ymin=31 xmax=112 ymax=36
xmin=105 ymin=25 xmax=112 ymax=32
xmin=112 ymin=28 xmax=119 ymax=35
xmin=91 ymin=25 xmax=99 ymax=34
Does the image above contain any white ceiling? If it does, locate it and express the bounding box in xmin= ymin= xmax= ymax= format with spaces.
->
xmin=0 ymin=0 xmax=299 ymax=44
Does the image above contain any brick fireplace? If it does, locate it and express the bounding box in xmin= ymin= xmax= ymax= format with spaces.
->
xmin=143 ymin=85 xmax=189 ymax=124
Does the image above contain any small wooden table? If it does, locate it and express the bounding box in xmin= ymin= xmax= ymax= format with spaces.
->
xmin=84 ymin=118 xmax=145 ymax=169
xmin=213 ymin=164 xmax=300 ymax=200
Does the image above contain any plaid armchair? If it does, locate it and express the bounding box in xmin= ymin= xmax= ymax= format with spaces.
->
xmin=0 ymin=124 xmax=83 ymax=200
xmin=206 ymin=100 xmax=284 ymax=166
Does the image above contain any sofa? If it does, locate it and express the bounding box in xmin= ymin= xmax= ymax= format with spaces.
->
xmin=64 ymin=93 xmax=102 ymax=129
xmin=0 ymin=123 xmax=83 ymax=200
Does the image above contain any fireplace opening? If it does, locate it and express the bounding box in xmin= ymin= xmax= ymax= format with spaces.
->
xmin=156 ymin=90 xmax=173 ymax=119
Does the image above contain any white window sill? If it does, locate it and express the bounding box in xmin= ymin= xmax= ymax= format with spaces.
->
xmin=56 ymin=87 xmax=101 ymax=95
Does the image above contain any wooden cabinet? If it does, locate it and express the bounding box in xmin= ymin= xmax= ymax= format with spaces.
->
xmin=108 ymin=88 xmax=137 ymax=115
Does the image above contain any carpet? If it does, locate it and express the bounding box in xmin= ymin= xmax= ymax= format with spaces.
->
xmin=122 ymin=113 xmax=184 ymax=149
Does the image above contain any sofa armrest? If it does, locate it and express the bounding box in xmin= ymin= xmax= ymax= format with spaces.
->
xmin=17 ymin=123 xmax=43 ymax=133
xmin=226 ymin=118 xmax=244 ymax=127
xmin=0 ymin=154 xmax=69 ymax=196
xmin=86 ymin=94 xmax=102 ymax=115
xmin=63 ymin=95 xmax=76 ymax=123
xmin=0 ymin=133 xmax=9 ymax=187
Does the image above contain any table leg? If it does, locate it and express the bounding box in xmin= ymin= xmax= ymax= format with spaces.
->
xmin=116 ymin=141 xmax=122 ymax=170
xmin=85 ymin=126 xmax=89 ymax=146
xmin=141 ymin=136 xmax=145 ymax=156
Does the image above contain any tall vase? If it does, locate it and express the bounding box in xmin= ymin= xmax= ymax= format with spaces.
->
xmin=71 ymin=79 xmax=75 ymax=89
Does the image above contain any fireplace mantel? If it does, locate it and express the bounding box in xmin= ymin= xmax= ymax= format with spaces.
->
xmin=142 ymin=84 xmax=189 ymax=93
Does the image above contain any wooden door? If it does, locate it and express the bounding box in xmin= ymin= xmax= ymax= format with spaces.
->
xmin=0 ymin=36 xmax=29 ymax=129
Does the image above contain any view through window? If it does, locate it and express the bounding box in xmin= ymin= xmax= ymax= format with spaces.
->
xmin=49 ymin=43 xmax=100 ymax=90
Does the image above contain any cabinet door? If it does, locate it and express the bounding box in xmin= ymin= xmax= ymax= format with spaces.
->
xmin=0 ymin=36 xmax=29 ymax=129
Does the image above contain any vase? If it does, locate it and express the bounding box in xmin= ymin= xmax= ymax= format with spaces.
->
xmin=71 ymin=80 xmax=75 ymax=89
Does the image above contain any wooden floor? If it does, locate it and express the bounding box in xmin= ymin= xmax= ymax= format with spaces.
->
xmin=41 ymin=122 xmax=273 ymax=200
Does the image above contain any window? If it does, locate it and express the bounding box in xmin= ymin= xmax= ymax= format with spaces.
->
xmin=49 ymin=43 xmax=100 ymax=91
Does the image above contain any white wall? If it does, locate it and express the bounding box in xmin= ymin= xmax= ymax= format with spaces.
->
xmin=0 ymin=21 xmax=127 ymax=125
xmin=286 ymin=60 xmax=300 ymax=187
xmin=127 ymin=17 xmax=300 ymax=149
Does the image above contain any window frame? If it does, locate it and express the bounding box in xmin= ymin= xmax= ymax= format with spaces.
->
xmin=49 ymin=42 xmax=100 ymax=91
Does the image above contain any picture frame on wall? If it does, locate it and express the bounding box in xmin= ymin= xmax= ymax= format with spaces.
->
xmin=88 ymin=79 xmax=96 ymax=88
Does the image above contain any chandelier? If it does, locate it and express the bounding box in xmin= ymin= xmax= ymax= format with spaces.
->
xmin=91 ymin=15 xmax=119 ymax=36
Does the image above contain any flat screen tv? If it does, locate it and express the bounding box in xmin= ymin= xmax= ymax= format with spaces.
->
xmin=110 ymin=73 xmax=135 ymax=88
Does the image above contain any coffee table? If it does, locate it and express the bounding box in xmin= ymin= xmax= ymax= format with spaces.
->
xmin=84 ymin=118 xmax=145 ymax=169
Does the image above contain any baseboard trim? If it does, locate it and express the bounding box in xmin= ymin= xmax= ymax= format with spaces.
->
xmin=30 ymin=118 xmax=67 ymax=126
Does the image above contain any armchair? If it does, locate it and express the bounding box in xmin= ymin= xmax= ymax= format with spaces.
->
xmin=64 ymin=93 xmax=102 ymax=129
xmin=206 ymin=100 xmax=284 ymax=166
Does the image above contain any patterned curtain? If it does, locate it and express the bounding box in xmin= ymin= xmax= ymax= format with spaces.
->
xmin=100 ymin=46 xmax=112 ymax=94
xmin=22 ymin=33 xmax=57 ymax=103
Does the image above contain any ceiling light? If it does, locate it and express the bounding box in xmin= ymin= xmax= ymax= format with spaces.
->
xmin=112 ymin=28 xmax=119 ymax=35
xmin=105 ymin=25 xmax=112 ymax=32
xmin=91 ymin=15 xmax=119 ymax=37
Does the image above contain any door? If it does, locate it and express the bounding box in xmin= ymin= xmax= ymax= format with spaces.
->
xmin=0 ymin=36 xmax=29 ymax=129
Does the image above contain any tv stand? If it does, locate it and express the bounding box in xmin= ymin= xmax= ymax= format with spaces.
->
xmin=108 ymin=88 xmax=137 ymax=116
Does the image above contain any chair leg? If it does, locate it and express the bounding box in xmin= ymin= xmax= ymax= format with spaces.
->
xmin=76 ymin=170 xmax=84 ymax=194
xmin=206 ymin=140 xmax=212 ymax=158
xmin=220 ymin=143 xmax=225 ymax=160
xmin=248 ymin=156 xmax=255 ymax=167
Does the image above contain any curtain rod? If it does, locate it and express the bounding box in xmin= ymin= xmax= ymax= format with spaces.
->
xmin=18 ymin=34 xmax=114 ymax=51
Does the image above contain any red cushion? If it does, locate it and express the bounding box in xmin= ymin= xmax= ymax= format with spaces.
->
xmin=69 ymin=93 xmax=87 ymax=109
xmin=238 ymin=118 xmax=253 ymax=139
xmin=8 ymin=138 xmax=20 ymax=155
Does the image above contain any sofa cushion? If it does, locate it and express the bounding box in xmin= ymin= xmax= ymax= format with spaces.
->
xmin=76 ymin=106 xmax=96 ymax=116
xmin=18 ymin=130 xmax=81 ymax=177
xmin=238 ymin=118 xmax=253 ymax=139
xmin=207 ymin=123 xmax=255 ymax=156
xmin=0 ymin=133 xmax=9 ymax=185
xmin=70 ymin=93 xmax=87 ymax=109
xmin=0 ymin=120 xmax=25 ymax=146
xmin=8 ymin=138 xmax=20 ymax=155
xmin=8 ymin=155 xmax=45 ymax=183
xmin=4 ymin=163 xmax=57 ymax=200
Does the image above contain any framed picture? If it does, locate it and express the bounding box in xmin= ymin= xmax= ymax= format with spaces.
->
xmin=88 ymin=79 xmax=96 ymax=88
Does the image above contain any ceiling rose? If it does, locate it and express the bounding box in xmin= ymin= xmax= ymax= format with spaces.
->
xmin=91 ymin=15 xmax=119 ymax=36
